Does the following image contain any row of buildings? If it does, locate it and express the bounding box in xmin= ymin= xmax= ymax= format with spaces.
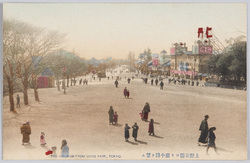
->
xmin=136 ymin=40 xmax=214 ymax=81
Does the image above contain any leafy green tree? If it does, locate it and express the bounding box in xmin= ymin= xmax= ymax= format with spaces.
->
xmin=206 ymin=36 xmax=246 ymax=83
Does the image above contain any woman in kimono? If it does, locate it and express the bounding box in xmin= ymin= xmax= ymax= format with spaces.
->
xmin=108 ymin=106 xmax=114 ymax=125
xmin=206 ymin=127 xmax=219 ymax=155
xmin=124 ymin=124 xmax=131 ymax=142
xmin=148 ymin=119 xmax=155 ymax=136
xmin=40 ymin=132 xmax=46 ymax=146
xmin=132 ymin=122 xmax=139 ymax=141
xmin=113 ymin=112 xmax=118 ymax=124
xmin=143 ymin=102 xmax=150 ymax=121
xmin=61 ymin=140 xmax=69 ymax=157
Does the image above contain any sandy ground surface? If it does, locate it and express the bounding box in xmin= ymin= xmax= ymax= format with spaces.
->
xmin=2 ymin=67 xmax=247 ymax=160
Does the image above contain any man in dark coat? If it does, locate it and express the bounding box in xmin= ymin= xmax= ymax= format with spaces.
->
xmin=155 ymin=78 xmax=159 ymax=86
xmin=198 ymin=115 xmax=209 ymax=145
xmin=20 ymin=122 xmax=31 ymax=145
xmin=151 ymin=79 xmax=154 ymax=86
xmin=115 ymin=80 xmax=119 ymax=88
xmin=108 ymin=106 xmax=114 ymax=125
xmin=142 ymin=102 xmax=150 ymax=121
xmin=124 ymin=124 xmax=131 ymax=141
xmin=132 ymin=122 xmax=139 ymax=141
xmin=160 ymin=81 xmax=164 ymax=90
xmin=16 ymin=94 xmax=20 ymax=108
xmin=196 ymin=81 xmax=199 ymax=86
xmin=127 ymin=78 xmax=131 ymax=84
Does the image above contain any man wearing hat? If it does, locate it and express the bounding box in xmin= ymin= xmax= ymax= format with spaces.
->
xmin=198 ymin=115 xmax=209 ymax=145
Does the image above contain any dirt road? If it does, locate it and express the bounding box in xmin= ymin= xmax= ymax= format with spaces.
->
xmin=2 ymin=71 xmax=247 ymax=160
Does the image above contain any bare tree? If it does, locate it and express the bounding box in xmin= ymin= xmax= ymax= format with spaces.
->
xmin=4 ymin=18 xmax=66 ymax=107
xmin=3 ymin=18 xmax=26 ymax=111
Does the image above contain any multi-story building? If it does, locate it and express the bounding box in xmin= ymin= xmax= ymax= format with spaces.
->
xmin=170 ymin=42 xmax=213 ymax=80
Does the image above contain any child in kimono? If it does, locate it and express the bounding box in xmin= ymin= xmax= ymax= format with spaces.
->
xmin=113 ymin=112 xmax=118 ymax=124
xmin=127 ymin=90 xmax=130 ymax=98
xmin=40 ymin=132 xmax=46 ymax=146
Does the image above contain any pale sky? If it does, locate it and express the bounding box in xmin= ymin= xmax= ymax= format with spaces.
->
xmin=3 ymin=3 xmax=247 ymax=59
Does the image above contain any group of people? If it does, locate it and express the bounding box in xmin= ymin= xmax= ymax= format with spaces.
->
xmin=168 ymin=78 xmax=200 ymax=86
xmin=79 ymin=78 xmax=88 ymax=85
xmin=123 ymin=87 xmax=130 ymax=98
xmin=150 ymin=78 xmax=164 ymax=90
xmin=108 ymin=106 xmax=118 ymax=125
xmin=20 ymin=122 xmax=69 ymax=157
xmin=140 ymin=102 xmax=151 ymax=121
xmin=124 ymin=123 xmax=139 ymax=141
xmin=108 ymin=102 xmax=155 ymax=142
xmin=124 ymin=119 xmax=155 ymax=142
xmin=198 ymin=115 xmax=219 ymax=155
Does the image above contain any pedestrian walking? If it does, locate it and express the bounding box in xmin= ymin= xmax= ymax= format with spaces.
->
xmin=123 ymin=87 xmax=128 ymax=98
xmin=151 ymin=79 xmax=154 ymax=85
xmin=127 ymin=78 xmax=131 ymax=84
xmin=206 ymin=127 xmax=219 ymax=155
xmin=40 ymin=132 xmax=46 ymax=146
xmin=160 ymin=81 xmax=164 ymax=90
xmin=155 ymin=78 xmax=159 ymax=86
xmin=61 ymin=140 xmax=69 ymax=157
xmin=79 ymin=78 xmax=82 ymax=85
xmin=115 ymin=80 xmax=119 ymax=88
xmin=198 ymin=115 xmax=209 ymax=145
xmin=124 ymin=124 xmax=130 ymax=141
xmin=132 ymin=122 xmax=139 ymax=141
xmin=16 ymin=94 xmax=20 ymax=108
xmin=148 ymin=119 xmax=155 ymax=136
xmin=113 ymin=112 xmax=118 ymax=125
xmin=108 ymin=106 xmax=114 ymax=125
xmin=142 ymin=102 xmax=151 ymax=121
xmin=20 ymin=122 xmax=31 ymax=145
xmin=196 ymin=81 xmax=199 ymax=86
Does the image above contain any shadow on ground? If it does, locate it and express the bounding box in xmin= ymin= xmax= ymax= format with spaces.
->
xmin=126 ymin=140 xmax=138 ymax=145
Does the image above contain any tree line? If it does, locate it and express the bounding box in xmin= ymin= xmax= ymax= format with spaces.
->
xmin=206 ymin=36 xmax=246 ymax=84
xmin=3 ymin=18 xmax=87 ymax=112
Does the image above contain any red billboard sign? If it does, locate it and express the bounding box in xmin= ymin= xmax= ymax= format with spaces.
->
xmin=170 ymin=47 xmax=175 ymax=55
xmin=199 ymin=45 xmax=213 ymax=54
xmin=198 ymin=27 xmax=213 ymax=39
